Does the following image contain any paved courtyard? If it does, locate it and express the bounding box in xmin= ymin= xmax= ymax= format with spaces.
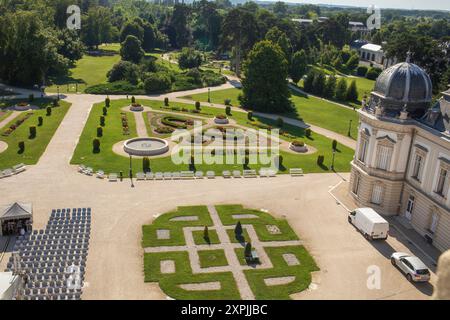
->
xmin=0 ymin=89 xmax=437 ymax=300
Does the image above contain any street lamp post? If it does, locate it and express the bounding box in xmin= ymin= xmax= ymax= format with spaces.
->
xmin=348 ymin=120 xmax=353 ymax=137
xmin=208 ymin=88 xmax=211 ymax=103
xmin=331 ymin=150 xmax=336 ymax=171
xmin=129 ymin=155 xmax=134 ymax=188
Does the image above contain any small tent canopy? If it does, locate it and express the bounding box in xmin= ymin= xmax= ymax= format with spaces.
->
xmin=0 ymin=203 xmax=32 ymax=221
xmin=0 ymin=203 xmax=33 ymax=236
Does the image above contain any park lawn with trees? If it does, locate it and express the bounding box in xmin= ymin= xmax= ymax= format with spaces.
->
xmin=289 ymin=91 xmax=359 ymax=138
xmin=47 ymin=54 xmax=121 ymax=94
xmin=71 ymin=98 xmax=354 ymax=176
xmin=0 ymin=99 xmax=71 ymax=169
xmin=181 ymin=87 xmax=359 ymax=138
xmin=181 ymin=88 xmax=242 ymax=106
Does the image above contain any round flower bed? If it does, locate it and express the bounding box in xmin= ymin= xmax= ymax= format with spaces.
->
xmin=214 ymin=114 xmax=229 ymax=125
xmin=289 ymin=140 xmax=308 ymax=153
xmin=129 ymin=103 xmax=144 ymax=112
xmin=15 ymin=102 xmax=31 ymax=111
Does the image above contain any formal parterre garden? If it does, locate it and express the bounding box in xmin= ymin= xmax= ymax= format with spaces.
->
xmin=70 ymin=98 xmax=353 ymax=177
xmin=182 ymin=87 xmax=360 ymax=139
xmin=142 ymin=205 xmax=318 ymax=300
xmin=0 ymin=99 xmax=71 ymax=169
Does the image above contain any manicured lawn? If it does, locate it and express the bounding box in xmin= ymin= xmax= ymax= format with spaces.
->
xmin=71 ymin=98 xmax=354 ymax=175
xmin=144 ymin=251 xmax=240 ymax=300
xmin=216 ymin=205 xmax=299 ymax=242
xmin=198 ymin=249 xmax=228 ymax=268
xmin=142 ymin=204 xmax=317 ymax=300
xmin=244 ymin=246 xmax=319 ymax=300
xmin=289 ymin=91 xmax=359 ymax=139
xmin=142 ymin=206 xmax=213 ymax=247
xmin=0 ymin=99 xmax=70 ymax=169
xmin=181 ymin=87 xmax=359 ymax=139
xmin=181 ymin=88 xmax=242 ymax=106
xmin=46 ymin=54 xmax=121 ymax=94
xmin=192 ymin=229 xmax=220 ymax=245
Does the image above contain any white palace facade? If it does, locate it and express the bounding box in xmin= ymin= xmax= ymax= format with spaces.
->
xmin=350 ymin=57 xmax=450 ymax=252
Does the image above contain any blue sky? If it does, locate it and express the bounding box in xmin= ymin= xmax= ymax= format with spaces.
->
xmin=277 ymin=0 xmax=450 ymax=10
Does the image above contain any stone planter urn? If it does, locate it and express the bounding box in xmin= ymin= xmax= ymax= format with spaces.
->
xmin=289 ymin=141 xmax=308 ymax=153
xmin=214 ymin=115 xmax=229 ymax=125
xmin=15 ymin=103 xmax=31 ymax=111
xmin=130 ymin=104 xmax=144 ymax=112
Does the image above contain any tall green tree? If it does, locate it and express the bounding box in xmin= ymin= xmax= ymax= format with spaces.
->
xmin=324 ymin=75 xmax=337 ymax=98
xmin=168 ymin=4 xmax=192 ymax=48
xmin=312 ymin=72 xmax=326 ymax=96
xmin=240 ymin=41 xmax=291 ymax=113
xmin=81 ymin=6 xmax=113 ymax=49
xmin=178 ymin=47 xmax=203 ymax=69
xmin=265 ymin=27 xmax=292 ymax=62
xmin=221 ymin=8 xmax=258 ymax=77
xmin=346 ymin=80 xmax=358 ymax=102
xmin=290 ymin=50 xmax=308 ymax=84
xmin=120 ymin=35 xmax=144 ymax=64
xmin=0 ymin=11 xmax=68 ymax=85
xmin=335 ymin=78 xmax=348 ymax=101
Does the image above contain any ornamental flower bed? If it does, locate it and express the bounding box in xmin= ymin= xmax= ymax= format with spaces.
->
xmin=2 ymin=112 xmax=33 ymax=137
xmin=155 ymin=126 xmax=175 ymax=134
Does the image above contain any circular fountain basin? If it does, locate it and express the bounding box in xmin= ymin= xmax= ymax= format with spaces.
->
xmin=124 ymin=137 xmax=169 ymax=156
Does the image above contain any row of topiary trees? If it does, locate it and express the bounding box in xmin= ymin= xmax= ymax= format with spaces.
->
xmin=18 ymin=102 xmax=56 ymax=153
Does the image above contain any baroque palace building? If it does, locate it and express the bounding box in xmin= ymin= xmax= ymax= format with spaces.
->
xmin=350 ymin=55 xmax=450 ymax=252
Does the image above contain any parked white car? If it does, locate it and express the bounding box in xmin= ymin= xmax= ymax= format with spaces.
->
xmin=390 ymin=252 xmax=431 ymax=282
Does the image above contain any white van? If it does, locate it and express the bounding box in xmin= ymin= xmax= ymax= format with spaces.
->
xmin=348 ymin=208 xmax=389 ymax=240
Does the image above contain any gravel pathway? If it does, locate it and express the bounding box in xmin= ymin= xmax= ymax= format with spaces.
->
xmin=0 ymin=111 xmax=20 ymax=130
xmin=206 ymin=205 xmax=255 ymax=300
xmin=133 ymin=112 xmax=148 ymax=137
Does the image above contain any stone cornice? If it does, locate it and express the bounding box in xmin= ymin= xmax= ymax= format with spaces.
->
xmin=352 ymin=160 xmax=404 ymax=181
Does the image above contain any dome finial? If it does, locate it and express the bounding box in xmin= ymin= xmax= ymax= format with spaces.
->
xmin=406 ymin=49 xmax=412 ymax=63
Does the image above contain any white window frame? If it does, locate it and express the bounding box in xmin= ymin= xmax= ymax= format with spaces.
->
xmin=371 ymin=183 xmax=383 ymax=204
xmin=435 ymin=167 xmax=448 ymax=197
xmin=358 ymin=138 xmax=369 ymax=163
xmin=352 ymin=174 xmax=361 ymax=195
xmin=376 ymin=145 xmax=393 ymax=171
xmin=412 ymin=153 xmax=424 ymax=181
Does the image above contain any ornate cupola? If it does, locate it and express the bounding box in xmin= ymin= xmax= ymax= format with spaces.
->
xmin=365 ymin=52 xmax=433 ymax=119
